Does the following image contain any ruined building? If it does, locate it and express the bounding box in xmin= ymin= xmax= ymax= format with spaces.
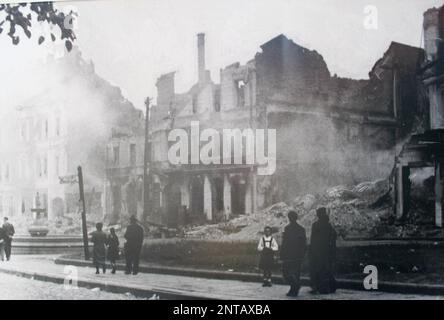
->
xmin=140 ymin=32 xmax=424 ymax=227
xmin=395 ymin=6 xmax=444 ymax=227
xmin=104 ymin=126 xmax=145 ymax=224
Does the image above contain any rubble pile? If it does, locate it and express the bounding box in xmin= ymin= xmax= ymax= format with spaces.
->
xmin=183 ymin=202 xmax=291 ymax=241
xmin=183 ymin=179 xmax=392 ymax=241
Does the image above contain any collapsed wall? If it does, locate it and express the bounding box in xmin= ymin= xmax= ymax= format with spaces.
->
xmin=253 ymin=35 xmax=424 ymax=207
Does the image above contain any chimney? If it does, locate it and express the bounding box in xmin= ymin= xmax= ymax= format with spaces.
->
xmin=197 ymin=33 xmax=206 ymax=84
xmin=423 ymin=8 xmax=440 ymax=61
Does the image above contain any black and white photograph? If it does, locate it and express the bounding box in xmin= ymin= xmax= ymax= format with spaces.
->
xmin=0 ymin=0 xmax=443 ymax=308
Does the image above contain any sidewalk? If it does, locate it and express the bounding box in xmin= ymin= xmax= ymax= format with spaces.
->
xmin=56 ymin=255 xmax=444 ymax=296
xmin=0 ymin=255 xmax=442 ymax=300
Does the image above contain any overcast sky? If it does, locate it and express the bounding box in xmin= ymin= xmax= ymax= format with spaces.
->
xmin=0 ymin=0 xmax=442 ymax=111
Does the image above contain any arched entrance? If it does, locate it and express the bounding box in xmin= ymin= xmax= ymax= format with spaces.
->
xmin=190 ymin=175 xmax=204 ymax=218
xmin=164 ymin=183 xmax=181 ymax=227
xmin=231 ymin=174 xmax=247 ymax=215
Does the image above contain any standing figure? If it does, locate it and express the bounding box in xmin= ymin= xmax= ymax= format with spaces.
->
xmin=309 ymin=207 xmax=337 ymax=294
xmin=107 ymin=227 xmax=120 ymax=274
xmin=0 ymin=226 xmax=5 ymax=261
xmin=124 ymin=215 xmax=144 ymax=275
xmin=257 ymin=226 xmax=279 ymax=287
xmin=91 ymin=223 xmax=107 ymax=274
xmin=2 ymin=217 xmax=15 ymax=261
xmin=280 ymin=210 xmax=307 ymax=297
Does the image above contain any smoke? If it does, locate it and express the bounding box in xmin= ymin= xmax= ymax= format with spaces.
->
xmin=273 ymin=114 xmax=396 ymax=199
xmin=1 ymin=47 xmax=141 ymax=190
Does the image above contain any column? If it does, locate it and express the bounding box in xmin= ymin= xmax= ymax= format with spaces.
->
xmin=102 ymin=179 xmax=109 ymax=220
xmin=251 ymin=171 xmax=258 ymax=214
xmin=435 ymin=161 xmax=444 ymax=227
xmin=395 ymin=164 xmax=410 ymax=220
xmin=203 ymin=175 xmax=212 ymax=221
xmin=245 ymin=175 xmax=252 ymax=215
xmin=223 ymin=174 xmax=231 ymax=219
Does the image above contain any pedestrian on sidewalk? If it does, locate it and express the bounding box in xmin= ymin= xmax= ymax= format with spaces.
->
xmin=2 ymin=217 xmax=15 ymax=261
xmin=280 ymin=210 xmax=307 ymax=297
xmin=309 ymin=207 xmax=337 ymax=294
xmin=91 ymin=223 xmax=107 ymax=274
xmin=257 ymin=226 xmax=278 ymax=287
xmin=124 ymin=215 xmax=144 ymax=275
xmin=107 ymin=227 xmax=120 ymax=274
xmin=0 ymin=226 xmax=6 ymax=261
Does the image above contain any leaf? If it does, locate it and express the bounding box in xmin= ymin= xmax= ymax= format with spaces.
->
xmin=65 ymin=40 xmax=72 ymax=52
xmin=38 ymin=36 xmax=44 ymax=45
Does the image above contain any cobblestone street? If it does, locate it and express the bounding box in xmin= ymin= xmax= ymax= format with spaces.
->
xmin=0 ymin=256 xmax=442 ymax=300
xmin=0 ymin=271 xmax=142 ymax=300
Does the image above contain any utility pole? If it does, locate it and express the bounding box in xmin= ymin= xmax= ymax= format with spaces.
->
xmin=143 ymin=97 xmax=152 ymax=221
xmin=78 ymin=166 xmax=90 ymax=260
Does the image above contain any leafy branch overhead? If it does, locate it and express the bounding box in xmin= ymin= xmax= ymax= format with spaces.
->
xmin=0 ymin=2 xmax=76 ymax=51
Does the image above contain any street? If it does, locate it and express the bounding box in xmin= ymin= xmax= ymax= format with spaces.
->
xmin=0 ymin=271 xmax=142 ymax=300
xmin=0 ymin=256 xmax=442 ymax=300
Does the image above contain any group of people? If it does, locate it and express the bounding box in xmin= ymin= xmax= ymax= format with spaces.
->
xmin=0 ymin=217 xmax=15 ymax=262
xmin=90 ymin=208 xmax=335 ymax=297
xmin=90 ymin=215 xmax=144 ymax=275
xmin=257 ymin=207 xmax=337 ymax=297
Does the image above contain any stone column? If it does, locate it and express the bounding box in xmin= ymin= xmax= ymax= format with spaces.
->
xmin=223 ymin=174 xmax=232 ymax=219
xmin=251 ymin=171 xmax=258 ymax=214
xmin=245 ymin=175 xmax=252 ymax=215
xmin=435 ymin=161 xmax=444 ymax=227
xmin=103 ymin=179 xmax=110 ymax=220
xmin=203 ymin=175 xmax=213 ymax=221
xmin=395 ymin=164 xmax=411 ymax=220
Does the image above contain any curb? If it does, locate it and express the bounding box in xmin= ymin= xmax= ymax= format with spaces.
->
xmin=54 ymin=257 xmax=444 ymax=296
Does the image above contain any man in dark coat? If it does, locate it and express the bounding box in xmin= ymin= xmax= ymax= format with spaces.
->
xmin=280 ymin=210 xmax=307 ymax=297
xmin=0 ymin=226 xmax=6 ymax=261
xmin=124 ymin=215 xmax=144 ymax=275
xmin=91 ymin=222 xmax=107 ymax=274
xmin=309 ymin=207 xmax=337 ymax=294
xmin=2 ymin=217 xmax=15 ymax=261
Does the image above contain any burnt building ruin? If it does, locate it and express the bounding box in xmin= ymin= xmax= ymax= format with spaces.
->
xmin=395 ymin=6 xmax=444 ymax=227
xmin=143 ymin=32 xmax=424 ymax=227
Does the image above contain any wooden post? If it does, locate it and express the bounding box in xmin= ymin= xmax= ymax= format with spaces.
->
xmin=143 ymin=98 xmax=151 ymax=221
xmin=78 ymin=166 xmax=90 ymax=260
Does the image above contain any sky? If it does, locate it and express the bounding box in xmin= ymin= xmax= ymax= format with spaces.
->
xmin=0 ymin=0 xmax=443 ymax=111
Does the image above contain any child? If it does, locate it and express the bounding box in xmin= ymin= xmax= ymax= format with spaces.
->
xmin=257 ymin=226 xmax=279 ymax=287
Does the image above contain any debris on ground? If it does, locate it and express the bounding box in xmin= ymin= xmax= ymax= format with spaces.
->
xmin=183 ymin=179 xmax=392 ymax=241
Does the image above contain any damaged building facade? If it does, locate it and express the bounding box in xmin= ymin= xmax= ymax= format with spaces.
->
xmin=104 ymin=126 xmax=145 ymax=224
xmin=142 ymin=32 xmax=424 ymax=227
xmin=395 ymin=6 xmax=444 ymax=227
xmin=0 ymin=48 xmax=143 ymax=223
